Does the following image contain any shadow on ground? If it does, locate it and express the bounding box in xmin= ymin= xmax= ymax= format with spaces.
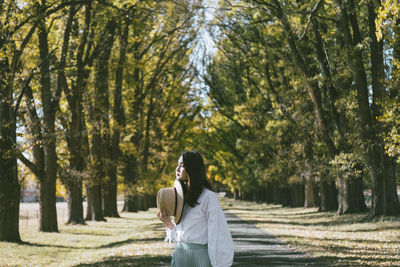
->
xmin=20 ymin=237 xmax=164 ymax=250
xmin=73 ymin=255 xmax=171 ymax=267
xmin=225 ymin=213 xmax=324 ymax=266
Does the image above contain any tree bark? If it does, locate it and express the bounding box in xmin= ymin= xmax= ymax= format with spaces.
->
xmin=97 ymin=20 xmax=117 ymax=217
xmin=302 ymin=140 xmax=320 ymax=207
xmin=367 ymin=1 xmax=400 ymax=216
xmin=137 ymin=195 xmax=149 ymax=211
xmin=39 ymin=176 xmax=58 ymax=230
xmin=304 ymin=174 xmax=320 ymax=208
xmin=122 ymin=155 xmax=139 ymax=212
xmin=64 ymin=103 xmax=86 ymax=224
xmin=56 ymin=4 xmax=86 ymax=225
xmin=337 ymin=176 xmax=367 ymax=214
xmin=86 ymin=19 xmax=116 ymax=220
xmin=393 ymin=19 xmax=400 ymax=94
xmin=271 ymin=183 xmax=285 ymax=205
xmin=123 ymin=41 xmax=144 ymax=211
xmin=103 ymin=20 xmax=129 ymax=218
xmin=65 ymin=178 xmax=84 ymax=224
xmin=0 ymin=3 xmax=41 ymax=239
xmin=102 ymin=166 xmax=119 ymax=217
xmin=85 ymin=124 xmax=105 ymax=221
xmin=0 ymin=85 xmax=21 ymax=242
xmin=290 ymin=183 xmax=305 ymax=207
xmin=85 ymin=184 xmax=105 ymax=221
xmin=319 ymin=179 xmax=338 ymax=212
xmin=37 ymin=3 xmax=58 ymax=232
xmin=123 ymin=195 xmax=138 ymax=212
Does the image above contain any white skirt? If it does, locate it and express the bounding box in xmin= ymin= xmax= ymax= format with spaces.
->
xmin=171 ymin=242 xmax=212 ymax=267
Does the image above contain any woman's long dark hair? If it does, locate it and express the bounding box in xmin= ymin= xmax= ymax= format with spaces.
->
xmin=181 ymin=150 xmax=213 ymax=207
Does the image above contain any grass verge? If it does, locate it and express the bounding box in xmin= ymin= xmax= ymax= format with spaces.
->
xmin=221 ymin=197 xmax=400 ymax=266
xmin=0 ymin=205 xmax=171 ymax=267
xmin=3 ymin=198 xmax=400 ymax=266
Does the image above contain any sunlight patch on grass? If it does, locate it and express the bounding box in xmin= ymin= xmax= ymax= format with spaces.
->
xmin=0 ymin=207 xmax=171 ymax=267
xmin=221 ymin=197 xmax=400 ymax=266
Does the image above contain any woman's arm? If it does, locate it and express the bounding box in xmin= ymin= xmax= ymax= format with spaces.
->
xmin=157 ymin=209 xmax=174 ymax=229
xmin=157 ymin=208 xmax=178 ymax=242
xmin=205 ymin=192 xmax=234 ymax=267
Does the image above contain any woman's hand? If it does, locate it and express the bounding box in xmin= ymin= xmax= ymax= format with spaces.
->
xmin=157 ymin=208 xmax=174 ymax=230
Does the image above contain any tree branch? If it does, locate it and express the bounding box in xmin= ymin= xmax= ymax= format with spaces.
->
xmin=14 ymin=67 xmax=39 ymax=116
xmin=17 ymin=153 xmax=40 ymax=178
xmin=299 ymin=0 xmax=324 ymax=41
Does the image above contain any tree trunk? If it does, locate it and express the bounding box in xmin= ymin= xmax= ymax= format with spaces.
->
xmin=136 ymin=195 xmax=143 ymax=211
xmin=319 ymin=179 xmax=338 ymax=211
xmin=86 ymin=19 xmax=116 ymax=220
xmin=85 ymin=184 xmax=105 ymax=221
xmin=291 ymin=183 xmax=305 ymax=207
xmin=122 ymin=41 xmax=146 ymax=210
xmin=123 ymin=195 xmax=138 ymax=212
xmin=281 ymin=187 xmax=291 ymax=207
xmin=233 ymin=189 xmax=240 ymax=200
xmin=148 ymin=194 xmax=156 ymax=208
xmin=272 ymin=184 xmax=284 ymax=205
xmin=64 ymin=109 xmax=87 ymax=224
xmin=368 ymin=0 xmax=400 ymax=216
xmin=337 ymin=176 xmax=367 ymax=214
xmin=96 ymin=20 xmax=117 ymax=217
xmin=103 ymin=20 xmax=129 ymax=218
xmin=0 ymin=95 xmax=21 ymax=242
xmin=65 ymin=179 xmax=84 ymax=224
xmin=304 ymin=175 xmax=319 ymax=208
xmin=102 ymin=166 xmax=120 ymax=217
xmin=0 ymin=1 xmax=40 ymax=241
xmin=64 ymin=105 xmax=86 ymax=224
xmin=37 ymin=6 xmax=58 ymax=232
xmin=122 ymin=155 xmax=139 ymax=212
xmin=56 ymin=4 xmax=85 ymax=225
xmin=39 ymin=176 xmax=58 ymax=230
xmin=23 ymin=81 xmax=58 ymax=230
xmin=85 ymin=125 xmax=105 ymax=221
xmin=86 ymin=106 xmax=105 ymax=221
xmin=62 ymin=3 xmax=94 ymax=225
xmin=302 ymin=140 xmax=319 ymax=207
xmin=393 ymin=19 xmax=400 ymax=94
xmin=142 ymin=90 xmax=154 ymax=171
xmin=264 ymin=185 xmax=273 ymax=203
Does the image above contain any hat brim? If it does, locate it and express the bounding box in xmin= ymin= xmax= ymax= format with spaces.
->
xmin=174 ymin=179 xmax=185 ymax=224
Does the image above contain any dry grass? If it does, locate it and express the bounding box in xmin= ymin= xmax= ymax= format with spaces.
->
xmin=0 ymin=202 xmax=171 ymax=267
xmin=3 ymin=198 xmax=400 ymax=266
xmin=221 ymin=198 xmax=400 ymax=266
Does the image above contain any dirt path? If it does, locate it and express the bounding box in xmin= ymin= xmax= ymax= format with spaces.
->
xmin=226 ymin=212 xmax=318 ymax=266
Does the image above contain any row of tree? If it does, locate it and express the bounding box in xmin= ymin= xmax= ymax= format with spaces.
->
xmin=201 ymin=0 xmax=400 ymax=216
xmin=3 ymin=0 xmax=400 ymax=244
xmin=1 ymin=0 xmax=203 ymax=242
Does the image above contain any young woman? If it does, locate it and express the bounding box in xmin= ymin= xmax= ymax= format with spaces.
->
xmin=157 ymin=150 xmax=234 ymax=267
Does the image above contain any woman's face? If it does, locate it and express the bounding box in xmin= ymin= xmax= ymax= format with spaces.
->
xmin=176 ymin=156 xmax=188 ymax=181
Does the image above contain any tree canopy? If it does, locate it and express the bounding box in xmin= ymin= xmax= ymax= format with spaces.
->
xmin=1 ymin=0 xmax=400 ymax=243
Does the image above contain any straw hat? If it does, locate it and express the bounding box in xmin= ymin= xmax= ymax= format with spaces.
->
xmin=157 ymin=179 xmax=185 ymax=224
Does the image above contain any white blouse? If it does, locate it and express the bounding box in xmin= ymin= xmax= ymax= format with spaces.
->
xmin=165 ymin=188 xmax=234 ymax=267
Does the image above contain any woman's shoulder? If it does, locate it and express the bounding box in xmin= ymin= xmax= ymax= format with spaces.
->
xmin=199 ymin=188 xmax=218 ymax=203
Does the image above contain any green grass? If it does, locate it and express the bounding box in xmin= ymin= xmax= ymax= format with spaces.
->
xmin=0 ymin=205 xmax=171 ymax=267
xmin=221 ymin=197 xmax=400 ymax=266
